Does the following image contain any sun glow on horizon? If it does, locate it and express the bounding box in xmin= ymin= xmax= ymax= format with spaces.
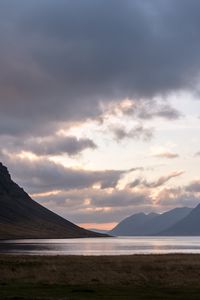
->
xmin=79 ymin=222 xmax=117 ymax=231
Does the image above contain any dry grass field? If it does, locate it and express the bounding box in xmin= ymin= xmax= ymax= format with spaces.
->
xmin=1 ymin=254 xmax=200 ymax=299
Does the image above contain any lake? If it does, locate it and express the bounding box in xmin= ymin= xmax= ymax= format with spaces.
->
xmin=1 ymin=236 xmax=200 ymax=255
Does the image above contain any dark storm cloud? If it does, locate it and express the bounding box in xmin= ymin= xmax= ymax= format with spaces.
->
xmin=0 ymin=0 xmax=200 ymax=136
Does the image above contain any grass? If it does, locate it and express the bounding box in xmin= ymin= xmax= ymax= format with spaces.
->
xmin=2 ymin=284 xmax=200 ymax=300
xmin=1 ymin=254 xmax=200 ymax=299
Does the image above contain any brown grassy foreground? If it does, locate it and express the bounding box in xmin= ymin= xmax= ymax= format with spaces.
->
xmin=1 ymin=254 xmax=200 ymax=299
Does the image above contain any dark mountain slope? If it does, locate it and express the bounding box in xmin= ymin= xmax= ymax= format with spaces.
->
xmin=0 ymin=162 xmax=106 ymax=239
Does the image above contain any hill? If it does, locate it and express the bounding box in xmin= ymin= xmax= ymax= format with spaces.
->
xmin=0 ymin=162 xmax=106 ymax=239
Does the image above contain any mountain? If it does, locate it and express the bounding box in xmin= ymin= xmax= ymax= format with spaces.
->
xmin=160 ymin=203 xmax=200 ymax=236
xmin=110 ymin=207 xmax=192 ymax=236
xmin=142 ymin=207 xmax=192 ymax=236
xmin=109 ymin=212 xmax=158 ymax=236
xmin=0 ymin=162 xmax=106 ymax=239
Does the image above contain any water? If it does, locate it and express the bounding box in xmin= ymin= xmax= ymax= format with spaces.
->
xmin=1 ymin=237 xmax=200 ymax=255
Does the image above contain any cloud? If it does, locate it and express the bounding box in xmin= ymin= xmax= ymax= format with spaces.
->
xmin=128 ymin=171 xmax=184 ymax=189
xmin=125 ymin=101 xmax=181 ymax=121
xmin=147 ymin=171 xmax=184 ymax=188
xmin=0 ymin=0 xmax=199 ymax=137
xmin=33 ymin=175 xmax=200 ymax=224
xmin=90 ymin=189 xmax=149 ymax=208
xmin=195 ymin=152 xmax=200 ymax=157
xmin=6 ymin=135 xmax=97 ymax=157
xmin=100 ymin=99 xmax=181 ymax=122
xmin=36 ymin=188 xmax=149 ymax=209
xmin=0 ymin=134 xmax=97 ymax=166
xmin=111 ymin=125 xmax=153 ymax=141
xmin=186 ymin=180 xmax=200 ymax=193
xmin=154 ymin=178 xmax=200 ymax=208
xmin=33 ymin=187 xmax=151 ymax=224
xmin=153 ymin=151 xmax=179 ymax=159
xmin=29 ymin=136 xmax=97 ymax=156
xmin=155 ymin=187 xmax=200 ymax=209
xmin=0 ymin=154 xmax=130 ymax=193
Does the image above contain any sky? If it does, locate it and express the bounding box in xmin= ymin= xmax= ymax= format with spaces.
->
xmin=0 ymin=0 xmax=200 ymax=230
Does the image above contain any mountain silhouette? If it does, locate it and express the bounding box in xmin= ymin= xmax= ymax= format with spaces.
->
xmin=110 ymin=207 xmax=192 ymax=236
xmin=0 ymin=162 xmax=106 ymax=239
xmin=142 ymin=207 xmax=192 ymax=236
xmin=160 ymin=203 xmax=200 ymax=235
xmin=109 ymin=212 xmax=158 ymax=236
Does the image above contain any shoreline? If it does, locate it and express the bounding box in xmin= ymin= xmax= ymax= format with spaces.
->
xmin=0 ymin=252 xmax=200 ymax=256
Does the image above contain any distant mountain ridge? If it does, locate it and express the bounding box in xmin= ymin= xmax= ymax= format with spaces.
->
xmin=110 ymin=206 xmax=194 ymax=236
xmin=109 ymin=212 xmax=158 ymax=236
xmin=160 ymin=204 xmax=200 ymax=236
xmin=138 ymin=207 xmax=193 ymax=236
xmin=0 ymin=162 xmax=106 ymax=239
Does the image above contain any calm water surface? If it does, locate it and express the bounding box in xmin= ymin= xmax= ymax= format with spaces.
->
xmin=1 ymin=237 xmax=200 ymax=255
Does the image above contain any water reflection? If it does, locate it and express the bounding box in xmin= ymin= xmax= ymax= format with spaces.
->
xmin=0 ymin=237 xmax=200 ymax=255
